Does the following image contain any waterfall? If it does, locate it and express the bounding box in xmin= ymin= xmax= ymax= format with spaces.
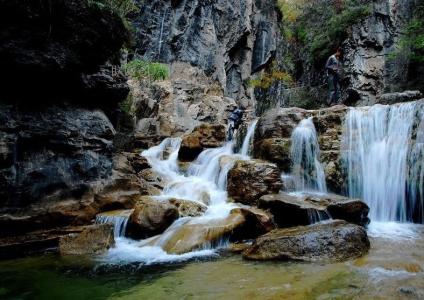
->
xmin=157 ymin=9 xmax=168 ymax=57
xmin=96 ymin=210 xmax=132 ymax=238
xmin=342 ymin=100 xmax=424 ymax=223
xmin=240 ymin=119 xmax=258 ymax=156
xmin=290 ymin=117 xmax=327 ymax=192
xmin=103 ymin=121 xmax=260 ymax=264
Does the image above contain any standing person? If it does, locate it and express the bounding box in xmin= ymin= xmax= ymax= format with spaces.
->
xmin=227 ymin=107 xmax=244 ymax=141
xmin=325 ymin=48 xmax=342 ymax=105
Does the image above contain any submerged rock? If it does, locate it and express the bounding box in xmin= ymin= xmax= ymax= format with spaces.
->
xmin=259 ymin=192 xmax=369 ymax=227
xmin=178 ymin=124 xmax=227 ymax=161
xmin=227 ymin=160 xmax=282 ymax=205
xmin=243 ymin=220 xmax=370 ymax=262
xmin=59 ymin=224 xmax=115 ymax=256
xmin=126 ymin=196 xmax=179 ymax=239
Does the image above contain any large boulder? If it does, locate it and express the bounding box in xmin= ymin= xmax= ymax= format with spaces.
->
xmin=227 ymin=160 xmax=282 ymax=205
xmin=59 ymin=223 xmax=115 ymax=255
xmin=259 ymin=192 xmax=369 ymax=227
xmin=178 ymin=124 xmax=227 ymax=161
xmin=152 ymin=207 xmax=274 ymax=254
xmin=243 ymin=220 xmax=370 ymax=262
xmin=126 ymin=196 xmax=179 ymax=239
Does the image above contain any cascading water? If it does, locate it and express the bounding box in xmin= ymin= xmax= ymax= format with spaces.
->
xmin=96 ymin=210 xmax=132 ymax=238
xmin=290 ymin=117 xmax=327 ymax=193
xmin=342 ymin=100 xmax=424 ymax=223
xmin=102 ymin=121 xmax=259 ymax=264
xmin=240 ymin=119 xmax=258 ymax=156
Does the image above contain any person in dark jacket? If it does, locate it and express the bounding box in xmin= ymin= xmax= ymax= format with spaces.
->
xmin=325 ymin=48 xmax=342 ymax=105
xmin=227 ymin=107 xmax=244 ymax=140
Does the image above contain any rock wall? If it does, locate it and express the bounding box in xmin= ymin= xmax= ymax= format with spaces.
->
xmin=0 ymin=0 xmax=133 ymax=230
xmin=131 ymin=0 xmax=282 ymax=107
xmin=344 ymin=0 xmax=416 ymax=105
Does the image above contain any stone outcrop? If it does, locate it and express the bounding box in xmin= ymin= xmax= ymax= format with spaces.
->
xmin=378 ymin=90 xmax=423 ymax=105
xmin=178 ymin=124 xmax=227 ymax=161
xmin=227 ymin=160 xmax=283 ymax=205
xmin=259 ymin=193 xmax=369 ymax=227
xmin=132 ymin=0 xmax=282 ymax=105
xmin=59 ymin=224 xmax=115 ymax=255
xmin=243 ymin=220 xmax=370 ymax=262
xmin=129 ymin=63 xmax=236 ymax=145
xmin=126 ymin=196 xmax=179 ymax=239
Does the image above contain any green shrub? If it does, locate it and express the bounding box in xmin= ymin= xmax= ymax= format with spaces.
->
xmin=124 ymin=59 xmax=169 ymax=81
xmin=278 ymin=0 xmax=371 ymax=65
xmin=391 ymin=2 xmax=424 ymax=63
xmin=88 ymin=0 xmax=139 ymax=19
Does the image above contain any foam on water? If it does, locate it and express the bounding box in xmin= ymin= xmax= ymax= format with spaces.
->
xmin=99 ymin=238 xmax=218 ymax=265
xmin=367 ymin=221 xmax=421 ymax=240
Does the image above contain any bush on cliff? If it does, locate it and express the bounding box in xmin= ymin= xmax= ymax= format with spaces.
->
xmin=124 ymin=59 xmax=169 ymax=81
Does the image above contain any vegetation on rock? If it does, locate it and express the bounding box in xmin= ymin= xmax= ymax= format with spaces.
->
xmin=123 ymin=59 xmax=169 ymax=81
xmin=277 ymin=0 xmax=371 ymax=65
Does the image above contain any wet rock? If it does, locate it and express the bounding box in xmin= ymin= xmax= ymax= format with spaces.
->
xmin=243 ymin=220 xmax=370 ymax=262
xmin=259 ymin=192 xmax=369 ymax=227
xmin=126 ymin=196 xmax=179 ymax=239
xmin=168 ymin=198 xmax=208 ymax=217
xmin=59 ymin=224 xmax=115 ymax=256
xmin=227 ymin=160 xmax=282 ymax=205
xmin=178 ymin=124 xmax=227 ymax=161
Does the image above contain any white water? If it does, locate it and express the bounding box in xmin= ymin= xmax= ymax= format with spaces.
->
xmin=290 ymin=117 xmax=327 ymax=192
xmin=103 ymin=121 xmax=259 ymax=264
xmin=342 ymin=100 xmax=424 ymax=223
xmin=157 ymin=9 xmax=167 ymax=57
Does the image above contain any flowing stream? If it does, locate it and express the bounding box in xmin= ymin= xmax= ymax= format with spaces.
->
xmin=100 ymin=121 xmax=258 ymax=264
xmin=342 ymin=100 xmax=424 ymax=223
xmin=290 ymin=117 xmax=327 ymax=193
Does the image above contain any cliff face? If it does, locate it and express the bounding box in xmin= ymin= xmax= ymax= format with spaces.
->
xmin=131 ymin=0 xmax=282 ymax=107
xmin=0 ymin=0 xmax=129 ymax=215
xmin=344 ymin=0 xmax=416 ymax=105
xmin=253 ymin=0 xmax=422 ymax=111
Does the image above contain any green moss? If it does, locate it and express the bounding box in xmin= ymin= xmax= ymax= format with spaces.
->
xmin=87 ymin=0 xmax=139 ymax=19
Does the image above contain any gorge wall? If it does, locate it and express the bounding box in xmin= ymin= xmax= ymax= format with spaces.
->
xmin=131 ymin=0 xmax=282 ymax=108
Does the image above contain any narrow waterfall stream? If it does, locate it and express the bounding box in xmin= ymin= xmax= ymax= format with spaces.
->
xmin=342 ymin=100 xmax=424 ymax=223
xmin=101 ymin=121 xmax=258 ymax=264
xmin=290 ymin=117 xmax=327 ymax=193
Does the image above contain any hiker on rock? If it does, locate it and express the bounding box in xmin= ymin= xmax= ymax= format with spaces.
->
xmin=227 ymin=107 xmax=244 ymax=141
xmin=325 ymin=48 xmax=342 ymax=105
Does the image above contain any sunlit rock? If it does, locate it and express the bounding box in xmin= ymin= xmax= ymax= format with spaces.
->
xmin=227 ymin=160 xmax=282 ymax=205
xmin=59 ymin=224 xmax=115 ymax=256
xmin=126 ymin=196 xmax=179 ymax=239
